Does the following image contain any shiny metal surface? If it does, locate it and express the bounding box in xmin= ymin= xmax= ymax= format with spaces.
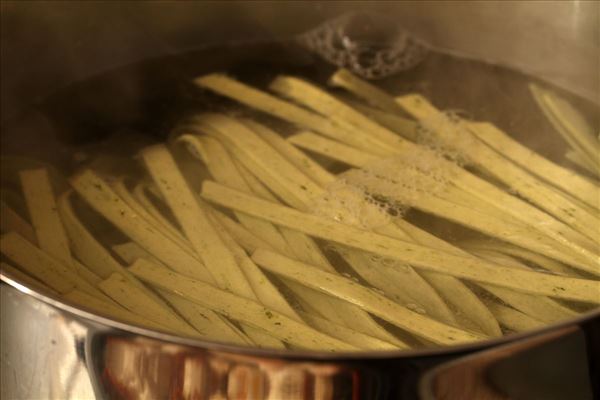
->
xmin=421 ymin=323 xmax=600 ymax=400
xmin=0 ymin=281 xmax=449 ymax=399
xmin=1 ymin=1 xmax=599 ymax=399
xmin=2 ymin=277 xmax=599 ymax=400
xmin=1 ymin=284 xmax=95 ymax=399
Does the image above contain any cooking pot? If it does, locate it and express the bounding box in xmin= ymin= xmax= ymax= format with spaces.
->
xmin=1 ymin=2 xmax=599 ymax=399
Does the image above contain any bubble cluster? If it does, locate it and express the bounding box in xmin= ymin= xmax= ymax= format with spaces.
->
xmin=415 ymin=111 xmax=478 ymax=166
xmin=299 ymin=12 xmax=429 ymax=80
xmin=310 ymin=179 xmax=393 ymax=230
xmin=341 ymin=149 xmax=453 ymax=209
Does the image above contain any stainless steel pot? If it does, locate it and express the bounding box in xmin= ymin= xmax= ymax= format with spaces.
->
xmin=1 ymin=2 xmax=599 ymax=399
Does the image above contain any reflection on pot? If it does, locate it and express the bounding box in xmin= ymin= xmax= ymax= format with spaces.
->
xmin=98 ymin=336 xmax=356 ymax=399
xmin=3 ymin=283 xmax=439 ymax=400
xmin=2 ymin=279 xmax=599 ymax=399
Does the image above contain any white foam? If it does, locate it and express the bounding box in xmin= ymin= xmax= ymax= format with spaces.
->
xmin=310 ymin=179 xmax=392 ymax=230
xmin=415 ymin=111 xmax=477 ymax=166
xmin=299 ymin=13 xmax=428 ymax=80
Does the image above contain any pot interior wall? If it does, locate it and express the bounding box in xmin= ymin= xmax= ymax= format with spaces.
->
xmin=1 ymin=1 xmax=598 ymax=125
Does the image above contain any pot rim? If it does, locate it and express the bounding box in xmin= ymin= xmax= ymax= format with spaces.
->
xmin=2 ymin=271 xmax=599 ymax=360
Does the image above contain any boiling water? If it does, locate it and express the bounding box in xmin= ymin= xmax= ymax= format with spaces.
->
xmin=26 ymin=40 xmax=598 ymax=241
xmin=1 ymin=38 xmax=598 ymax=350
